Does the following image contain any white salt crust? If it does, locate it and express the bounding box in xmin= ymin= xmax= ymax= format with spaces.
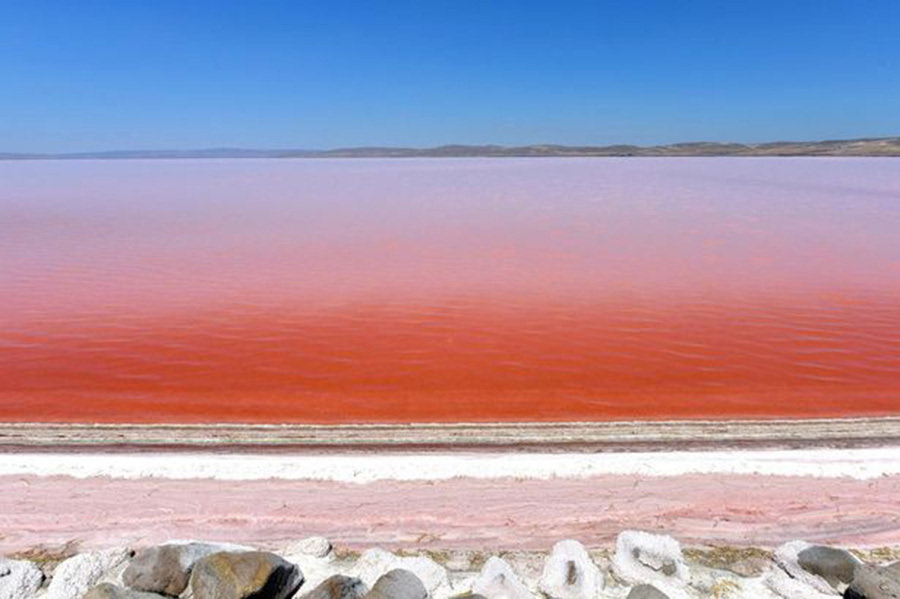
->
xmin=1 ymin=447 xmax=899 ymax=483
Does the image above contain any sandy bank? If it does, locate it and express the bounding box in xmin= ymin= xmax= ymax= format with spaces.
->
xmin=2 ymin=447 xmax=900 ymax=553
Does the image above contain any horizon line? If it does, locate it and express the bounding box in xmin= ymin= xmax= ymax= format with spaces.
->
xmin=3 ymin=135 xmax=900 ymax=159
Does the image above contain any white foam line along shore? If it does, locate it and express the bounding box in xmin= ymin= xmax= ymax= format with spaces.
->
xmin=3 ymin=447 xmax=900 ymax=482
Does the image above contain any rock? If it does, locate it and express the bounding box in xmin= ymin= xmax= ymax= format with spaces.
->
xmin=124 ymin=542 xmax=250 ymax=596
xmin=470 ymin=557 xmax=531 ymax=599
xmin=83 ymin=582 xmax=169 ymax=599
xmin=628 ymin=585 xmax=670 ymax=599
xmin=284 ymin=538 xmax=333 ymax=560
xmin=47 ymin=548 xmax=133 ymax=599
xmin=538 ymin=540 xmax=603 ymax=599
xmin=845 ymin=564 xmax=900 ymax=599
xmin=613 ymin=531 xmax=689 ymax=598
xmin=281 ymin=540 xmax=342 ymax=592
xmin=363 ymin=570 xmax=427 ymax=599
xmin=764 ymin=567 xmax=836 ymax=599
xmin=0 ymin=558 xmax=43 ymax=599
xmin=350 ymin=549 xmax=451 ymax=598
xmin=798 ymin=546 xmax=859 ymax=590
xmin=188 ymin=551 xmax=303 ymax=599
xmin=773 ymin=541 xmax=841 ymax=596
xmin=297 ymin=575 xmax=367 ymax=599
xmin=279 ymin=553 xmax=340 ymax=595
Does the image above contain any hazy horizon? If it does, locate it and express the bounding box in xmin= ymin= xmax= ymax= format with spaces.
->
xmin=2 ymin=0 xmax=899 ymax=153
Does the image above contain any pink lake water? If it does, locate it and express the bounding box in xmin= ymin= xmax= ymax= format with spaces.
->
xmin=1 ymin=158 xmax=899 ymax=423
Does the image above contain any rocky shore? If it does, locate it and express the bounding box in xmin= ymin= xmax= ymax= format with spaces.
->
xmin=3 ymin=533 xmax=899 ymax=599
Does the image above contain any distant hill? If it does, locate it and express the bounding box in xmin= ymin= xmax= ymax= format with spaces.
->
xmin=3 ymin=137 xmax=899 ymax=159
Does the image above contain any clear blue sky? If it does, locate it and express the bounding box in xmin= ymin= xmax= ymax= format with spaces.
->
xmin=2 ymin=0 xmax=899 ymax=152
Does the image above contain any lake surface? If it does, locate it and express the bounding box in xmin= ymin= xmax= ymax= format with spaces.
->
xmin=2 ymin=158 xmax=899 ymax=423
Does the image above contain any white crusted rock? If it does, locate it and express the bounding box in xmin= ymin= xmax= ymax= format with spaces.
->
xmin=349 ymin=549 xmax=452 ymax=598
xmin=764 ymin=567 xmax=836 ymax=599
xmin=281 ymin=554 xmax=341 ymax=593
xmin=772 ymin=541 xmax=840 ymax=596
xmin=612 ymin=532 xmax=689 ymax=599
xmin=283 ymin=538 xmax=333 ymax=560
xmin=281 ymin=537 xmax=339 ymax=590
xmin=538 ymin=540 xmax=602 ymax=599
xmin=47 ymin=548 xmax=132 ymax=599
xmin=0 ymin=558 xmax=43 ymax=599
xmin=471 ymin=557 xmax=531 ymax=599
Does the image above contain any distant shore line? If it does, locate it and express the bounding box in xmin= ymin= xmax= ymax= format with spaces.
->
xmin=2 ymin=136 xmax=900 ymax=159
xmin=2 ymin=417 xmax=900 ymax=452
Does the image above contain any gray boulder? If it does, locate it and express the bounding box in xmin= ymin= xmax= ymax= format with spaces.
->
xmin=83 ymin=582 xmax=168 ymax=599
xmin=797 ymin=546 xmax=859 ymax=590
xmin=845 ymin=564 xmax=900 ymax=599
xmin=188 ymin=551 xmax=303 ymax=599
xmin=628 ymin=585 xmax=670 ymax=599
xmin=363 ymin=569 xmax=427 ymax=599
xmin=299 ymin=575 xmax=367 ymax=599
xmin=0 ymin=558 xmax=43 ymax=599
xmin=123 ymin=542 xmax=248 ymax=596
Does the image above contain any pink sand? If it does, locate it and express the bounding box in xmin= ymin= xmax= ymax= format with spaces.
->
xmin=2 ymin=473 xmax=899 ymax=553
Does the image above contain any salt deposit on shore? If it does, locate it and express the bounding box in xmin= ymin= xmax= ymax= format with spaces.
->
xmin=3 ymin=533 xmax=900 ymax=599
xmin=2 ymin=447 xmax=900 ymax=482
xmin=3 ymin=447 xmax=900 ymax=553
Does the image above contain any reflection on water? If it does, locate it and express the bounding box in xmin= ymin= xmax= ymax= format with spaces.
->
xmin=1 ymin=158 xmax=899 ymax=422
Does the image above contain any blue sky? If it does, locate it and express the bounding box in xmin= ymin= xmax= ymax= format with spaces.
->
xmin=2 ymin=0 xmax=899 ymax=152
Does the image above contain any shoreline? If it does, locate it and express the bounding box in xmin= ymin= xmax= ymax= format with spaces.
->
xmin=3 ymin=416 xmax=900 ymax=452
xmin=3 ymin=465 xmax=900 ymax=552
xmin=3 ymin=445 xmax=900 ymax=553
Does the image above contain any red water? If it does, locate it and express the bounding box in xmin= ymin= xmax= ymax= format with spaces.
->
xmin=2 ymin=158 xmax=899 ymax=423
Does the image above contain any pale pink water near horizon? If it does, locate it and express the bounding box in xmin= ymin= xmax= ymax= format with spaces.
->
xmin=1 ymin=157 xmax=899 ymax=423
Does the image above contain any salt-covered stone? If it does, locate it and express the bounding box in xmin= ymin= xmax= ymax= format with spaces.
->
xmin=47 ymin=548 xmax=133 ymax=599
xmin=772 ymin=541 xmax=841 ymax=596
xmin=471 ymin=556 xmax=531 ymax=599
xmin=764 ymin=567 xmax=838 ymax=599
xmin=280 ymin=554 xmax=341 ymax=594
xmin=613 ymin=532 xmax=687 ymax=582
xmin=538 ymin=540 xmax=602 ymax=599
xmin=612 ymin=532 xmax=689 ymax=599
xmin=0 ymin=558 xmax=43 ymax=599
xmin=350 ymin=549 xmax=451 ymax=598
xmin=284 ymin=538 xmax=333 ymax=560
